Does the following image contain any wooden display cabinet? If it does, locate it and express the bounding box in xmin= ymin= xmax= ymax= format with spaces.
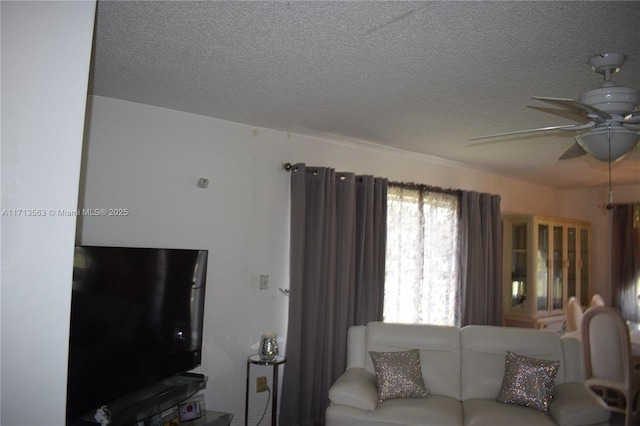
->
xmin=502 ymin=215 xmax=590 ymax=331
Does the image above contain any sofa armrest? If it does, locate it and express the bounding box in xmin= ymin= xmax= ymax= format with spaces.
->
xmin=549 ymin=383 xmax=610 ymax=426
xmin=561 ymin=332 xmax=585 ymax=383
xmin=328 ymin=367 xmax=378 ymax=411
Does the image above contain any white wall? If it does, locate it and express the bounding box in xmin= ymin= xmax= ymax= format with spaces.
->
xmin=1 ymin=1 xmax=96 ymax=425
xmin=80 ymin=95 xmax=624 ymax=423
xmin=80 ymin=97 xmax=291 ymax=422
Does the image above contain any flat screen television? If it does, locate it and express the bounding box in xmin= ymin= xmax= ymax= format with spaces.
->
xmin=66 ymin=245 xmax=208 ymax=423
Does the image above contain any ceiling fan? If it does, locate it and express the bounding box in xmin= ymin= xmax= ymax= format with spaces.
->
xmin=471 ymin=52 xmax=640 ymax=162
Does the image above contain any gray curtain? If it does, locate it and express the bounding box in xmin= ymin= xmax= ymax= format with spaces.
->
xmin=280 ymin=163 xmax=387 ymax=426
xmin=612 ymin=204 xmax=640 ymax=321
xmin=459 ymin=191 xmax=502 ymax=326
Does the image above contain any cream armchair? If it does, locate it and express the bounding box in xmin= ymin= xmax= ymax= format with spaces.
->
xmin=581 ymin=306 xmax=640 ymax=426
xmin=590 ymin=294 xmax=605 ymax=307
xmin=566 ymin=296 xmax=583 ymax=333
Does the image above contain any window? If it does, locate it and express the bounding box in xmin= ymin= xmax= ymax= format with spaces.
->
xmin=384 ymin=184 xmax=460 ymax=326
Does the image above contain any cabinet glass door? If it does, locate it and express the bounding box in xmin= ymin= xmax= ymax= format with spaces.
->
xmin=552 ymin=225 xmax=564 ymax=311
xmin=537 ymin=224 xmax=549 ymax=312
xmin=511 ymin=223 xmax=527 ymax=308
xmin=580 ymin=228 xmax=590 ymax=306
xmin=567 ymin=227 xmax=576 ymax=298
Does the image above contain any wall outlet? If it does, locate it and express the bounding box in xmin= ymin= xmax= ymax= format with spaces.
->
xmin=256 ymin=376 xmax=268 ymax=392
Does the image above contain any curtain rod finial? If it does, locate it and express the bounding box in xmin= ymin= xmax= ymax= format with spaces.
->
xmin=282 ymin=162 xmax=294 ymax=172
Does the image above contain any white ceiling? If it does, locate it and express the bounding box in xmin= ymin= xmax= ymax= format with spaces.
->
xmin=89 ymin=1 xmax=640 ymax=191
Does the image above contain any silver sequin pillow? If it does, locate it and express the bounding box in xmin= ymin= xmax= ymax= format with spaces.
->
xmin=369 ymin=349 xmax=430 ymax=403
xmin=497 ymin=351 xmax=560 ymax=412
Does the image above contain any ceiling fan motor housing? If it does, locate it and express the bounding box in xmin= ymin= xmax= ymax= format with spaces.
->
xmin=579 ymin=86 xmax=639 ymax=115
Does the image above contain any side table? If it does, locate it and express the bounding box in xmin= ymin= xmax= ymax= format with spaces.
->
xmin=244 ymin=354 xmax=286 ymax=426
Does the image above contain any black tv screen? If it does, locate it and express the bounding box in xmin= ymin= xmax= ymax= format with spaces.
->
xmin=66 ymin=246 xmax=208 ymax=422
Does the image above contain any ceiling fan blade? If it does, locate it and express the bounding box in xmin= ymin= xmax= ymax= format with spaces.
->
xmin=532 ymin=97 xmax=612 ymax=122
xmin=527 ymin=106 xmax=591 ymax=124
xmin=624 ymin=111 xmax=640 ymax=124
xmin=558 ymin=142 xmax=587 ymax=160
xmin=469 ymin=122 xmax=595 ymax=141
xmin=623 ymin=123 xmax=640 ymax=131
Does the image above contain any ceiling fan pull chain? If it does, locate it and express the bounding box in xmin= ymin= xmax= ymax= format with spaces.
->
xmin=607 ymin=126 xmax=613 ymax=209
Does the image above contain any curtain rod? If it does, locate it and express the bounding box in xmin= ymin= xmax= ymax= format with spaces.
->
xmin=282 ymin=162 xmax=322 ymax=174
xmin=282 ymin=163 xmax=385 ymax=183
xmin=282 ymin=162 xmax=296 ymax=172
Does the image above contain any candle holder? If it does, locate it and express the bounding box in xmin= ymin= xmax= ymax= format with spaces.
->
xmin=259 ymin=332 xmax=279 ymax=361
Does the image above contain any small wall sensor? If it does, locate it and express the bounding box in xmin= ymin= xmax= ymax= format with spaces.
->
xmin=197 ymin=178 xmax=209 ymax=188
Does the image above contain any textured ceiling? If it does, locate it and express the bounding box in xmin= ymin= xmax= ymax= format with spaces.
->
xmin=89 ymin=1 xmax=640 ymax=191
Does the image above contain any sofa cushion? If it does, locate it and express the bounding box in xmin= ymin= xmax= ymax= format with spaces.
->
xmin=374 ymin=395 xmax=463 ymax=426
xmin=370 ymin=349 xmax=430 ymax=402
xmin=326 ymin=395 xmax=463 ymax=426
xmin=366 ymin=322 xmax=461 ymax=400
xmin=496 ymin=351 xmax=560 ymax=412
xmin=346 ymin=325 xmax=368 ymax=370
xmin=462 ymin=399 xmax=557 ymax=426
xmin=461 ymin=326 xmax=564 ymax=401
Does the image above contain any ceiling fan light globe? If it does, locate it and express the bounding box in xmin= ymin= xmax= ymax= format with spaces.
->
xmin=575 ymin=128 xmax=640 ymax=162
xmin=579 ymin=86 xmax=639 ymax=115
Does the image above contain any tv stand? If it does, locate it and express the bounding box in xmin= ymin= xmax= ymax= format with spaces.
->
xmin=69 ymin=373 xmax=208 ymax=425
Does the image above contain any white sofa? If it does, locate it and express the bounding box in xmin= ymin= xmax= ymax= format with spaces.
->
xmin=326 ymin=322 xmax=610 ymax=426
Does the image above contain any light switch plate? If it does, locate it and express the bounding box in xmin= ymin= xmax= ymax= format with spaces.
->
xmin=260 ymin=274 xmax=269 ymax=290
